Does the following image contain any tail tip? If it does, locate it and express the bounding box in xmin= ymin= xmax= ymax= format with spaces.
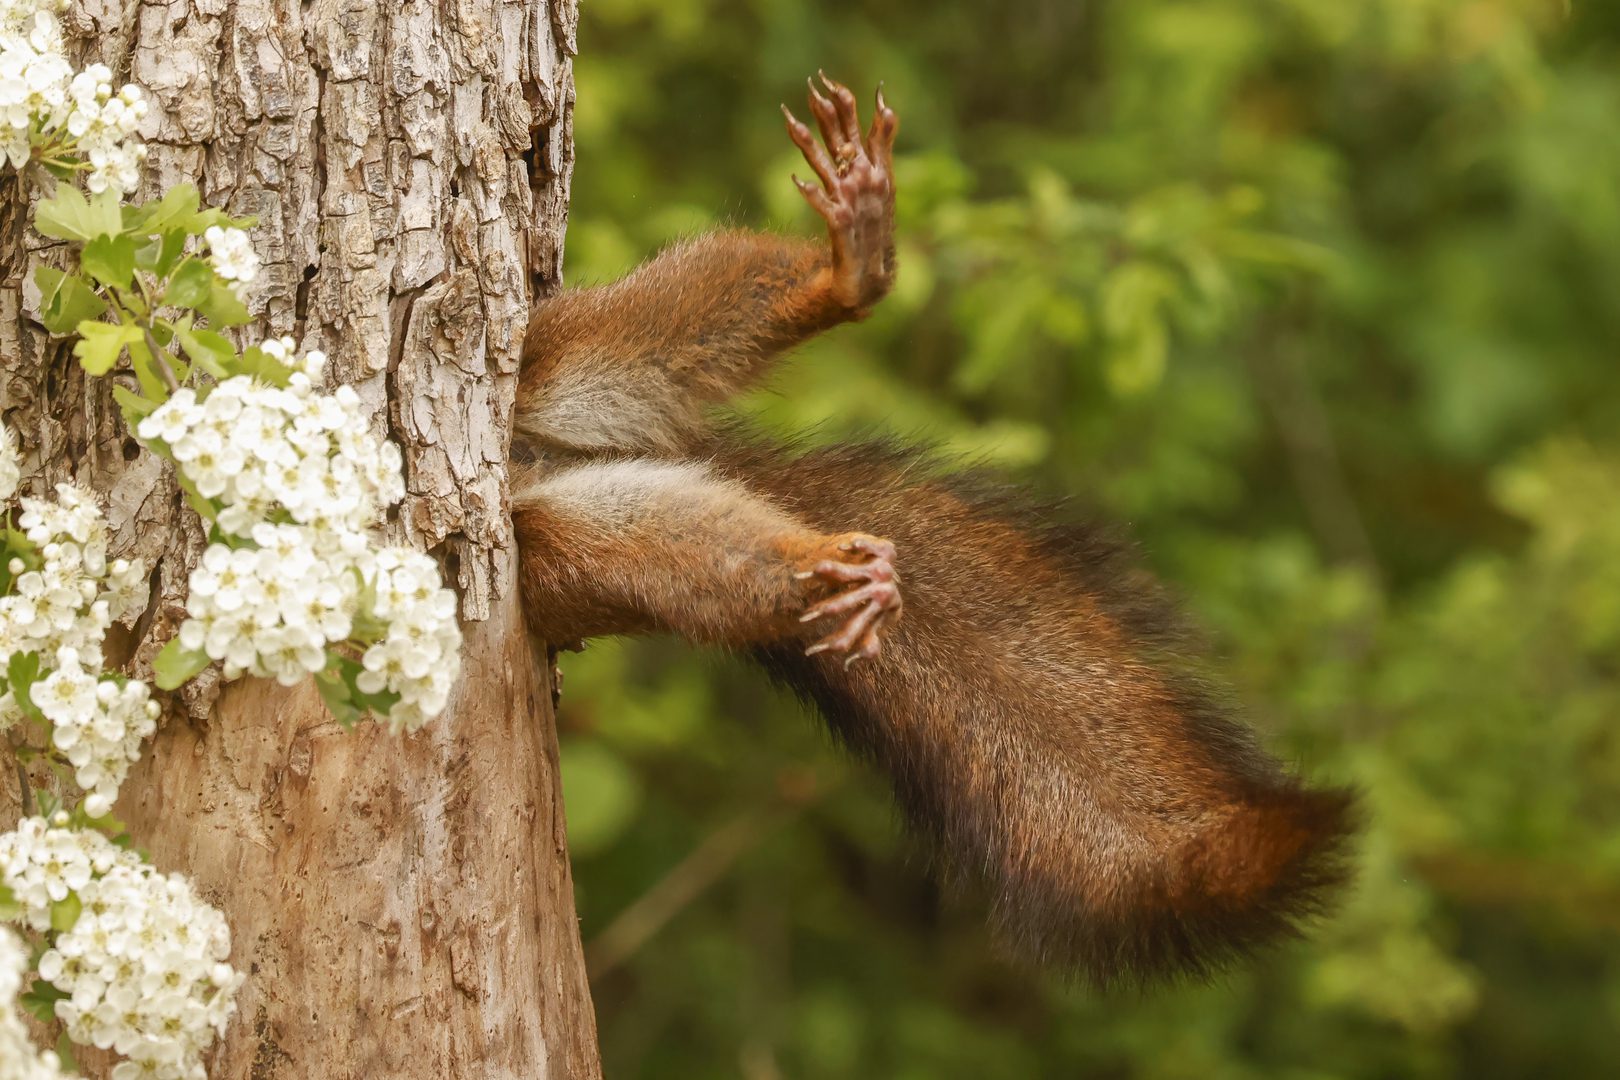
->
xmin=991 ymin=782 xmax=1358 ymax=989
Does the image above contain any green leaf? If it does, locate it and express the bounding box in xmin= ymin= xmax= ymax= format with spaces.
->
xmin=1100 ymin=260 xmax=1175 ymax=338
xmin=130 ymin=330 xmax=188 ymax=393
xmin=1105 ymin=322 xmax=1168 ymax=396
xmin=49 ymin=891 xmax=81 ymax=933
xmin=234 ymin=344 xmax=293 ymax=387
xmin=344 ymin=664 xmax=402 ymax=717
xmin=175 ymin=324 xmax=237 ymax=379
xmin=132 ymin=342 xmax=167 ymax=400
xmin=0 ymin=526 xmax=39 ymax=591
xmin=198 ymin=281 xmax=252 ymax=327
xmin=122 ymin=183 xmax=200 ymax=233
xmin=72 ymin=321 xmax=143 ymax=376
xmin=55 ymin=1031 xmax=78 ymax=1074
xmin=69 ymin=801 xmax=129 ymax=838
xmin=79 ymin=233 xmax=138 ymax=291
xmin=173 ymin=472 xmax=218 ymax=522
xmin=20 ymin=980 xmax=66 ymax=1023
xmin=2 ymin=527 xmax=38 ymax=568
xmin=0 ymin=881 xmax=21 ymax=921
xmin=113 ymin=384 xmax=159 ymax=435
xmin=315 ymin=660 xmax=361 ymax=730
xmin=127 ymin=335 xmax=190 ymax=401
xmin=315 ymin=651 xmax=403 ymax=724
xmin=7 ymin=651 xmax=43 ymax=722
xmin=34 ymin=267 xmax=108 ymax=335
xmin=34 ymin=185 xmax=124 ymax=242
xmin=153 ymin=637 xmax=210 ymax=691
xmin=123 ymin=185 xmax=245 ymax=239
xmin=143 ymin=228 xmax=189 ymax=278
xmin=133 ymin=234 xmax=161 ymax=270
xmin=163 ymin=258 xmax=215 ymax=309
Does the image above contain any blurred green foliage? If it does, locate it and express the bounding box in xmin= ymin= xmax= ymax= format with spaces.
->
xmin=554 ymin=0 xmax=1620 ymax=1075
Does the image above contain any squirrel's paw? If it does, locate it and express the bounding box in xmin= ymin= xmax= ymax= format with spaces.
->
xmin=796 ymin=533 xmax=902 ymax=666
xmin=780 ymin=73 xmax=898 ymax=311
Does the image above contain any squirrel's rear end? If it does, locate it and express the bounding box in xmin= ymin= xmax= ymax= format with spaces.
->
xmin=512 ymin=74 xmax=1354 ymax=986
xmin=719 ymin=438 xmax=1354 ymax=983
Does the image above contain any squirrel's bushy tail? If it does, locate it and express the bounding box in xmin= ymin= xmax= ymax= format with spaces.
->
xmin=712 ymin=436 xmax=1355 ymax=985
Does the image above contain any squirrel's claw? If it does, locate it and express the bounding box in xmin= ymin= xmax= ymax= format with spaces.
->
xmin=801 ymin=579 xmax=895 ymax=623
xmin=783 ymin=73 xmax=898 ymax=312
xmin=798 ymin=532 xmax=902 ymax=663
xmin=783 ymin=104 xmax=840 ymax=191
xmin=868 ymin=84 xmax=898 ymax=162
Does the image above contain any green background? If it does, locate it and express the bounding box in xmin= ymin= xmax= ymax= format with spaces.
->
xmin=554 ymin=0 xmax=1620 ymax=1075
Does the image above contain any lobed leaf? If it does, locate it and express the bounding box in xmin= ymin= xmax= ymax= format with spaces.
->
xmin=163 ymin=258 xmax=215 ymax=309
xmin=152 ymin=637 xmax=210 ymax=691
xmin=48 ymin=892 xmax=81 ymax=934
xmin=20 ymin=980 xmax=67 ymax=1023
xmin=34 ymin=186 xmax=124 ymax=242
xmin=79 ymin=233 xmax=138 ymax=292
xmin=72 ymin=321 xmax=143 ymax=376
xmin=6 ymin=651 xmax=44 ymax=722
xmin=34 ymin=267 xmax=108 ymax=335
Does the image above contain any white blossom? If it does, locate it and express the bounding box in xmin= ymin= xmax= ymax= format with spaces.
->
xmin=0 ymin=7 xmax=72 ymax=170
xmin=61 ymin=63 xmax=146 ymax=195
xmin=0 ymin=421 xmax=18 ymax=501
xmin=1 ymin=483 xmax=146 ymax=671
xmin=0 ymin=5 xmax=146 ymax=194
xmin=0 ymin=690 xmax=24 ymax=734
xmin=138 ymin=357 xmax=405 ymax=539
xmin=35 ymin=647 xmax=159 ymax=811
xmin=179 ymin=523 xmax=360 ymax=686
xmin=0 ymin=820 xmax=241 ymax=1080
xmin=356 ymin=545 xmax=462 ymax=733
xmin=201 ymin=225 xmax=258 ymax=285
xmin=135 ymin=342 xmax=461 ymax=726
xmin=0 ymin=925 xmax=73 ymax=1079
xmin=131 ymin=341 xmax=462 ymax=729
xmin=174 ymin=527 xmax=462 ymax=728
xmin=102 ymin=557 xmax=149 ymax=624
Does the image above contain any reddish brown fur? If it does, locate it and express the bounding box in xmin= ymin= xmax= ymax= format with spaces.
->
xmin=514 ymin=459 xmax=898 ymax=656
xmin=713 ymin=437 xmax=1353 ymax=982
xmin=510 ymin=76 xmax=1353 ymax=985
xmin=516 ymin=233 xmax=866 ymax=457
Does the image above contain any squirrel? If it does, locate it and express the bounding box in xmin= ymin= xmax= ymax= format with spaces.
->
xmin=510 ymin=74 xmax=1354 ymax=986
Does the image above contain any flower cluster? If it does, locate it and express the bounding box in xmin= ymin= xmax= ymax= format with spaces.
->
xmin=357 ymin=546 xmax=461 ymax=732
xmin=0 ymin=3 xmax=147 ymax=193
xmin=178 ymin=522 xmax=363 ymax=686
xmin=0 ymin=5 xmax=71 ymax=169
xmin=137 ymin=361 xmax=404 ymax=539
xmin=0 ymin=927 xmax=72 ymax=1080
xmin=0 ymin=444 xmax=156 ymax=821
xmin=62 ymin=64 xmax=148 ymax=196
xmin=0 ymin=482 xmax=147 ymax=672
xmin=201 ymin=225 xmax=258 ymax=285
xmin=0 ymin=819 xmax=241 ymax=1080
xmin=35 ymin=647 xmax=160 ymax=818
xmin=136 ymin=340 xmax=460 ymax=732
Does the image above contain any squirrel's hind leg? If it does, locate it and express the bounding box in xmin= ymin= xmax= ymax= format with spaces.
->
xmin=514 ymin=458 xmax=900 ymax=659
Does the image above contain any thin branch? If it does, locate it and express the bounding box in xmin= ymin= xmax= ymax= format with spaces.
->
xmin=1250 ymin=322 xmax=1382 ymax=588
xmin=585 ymin=783 xmax=826 ymax=980
xmin=142 ymin=329 xmax=180 ymax=393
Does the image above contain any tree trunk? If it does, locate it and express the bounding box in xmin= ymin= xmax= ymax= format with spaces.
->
xmin=0 ymin=1 xmax=601 ymax=1076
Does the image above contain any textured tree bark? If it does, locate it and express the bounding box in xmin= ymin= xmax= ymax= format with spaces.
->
xmin=0 ymin=1 xmax=601 ymax=1076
